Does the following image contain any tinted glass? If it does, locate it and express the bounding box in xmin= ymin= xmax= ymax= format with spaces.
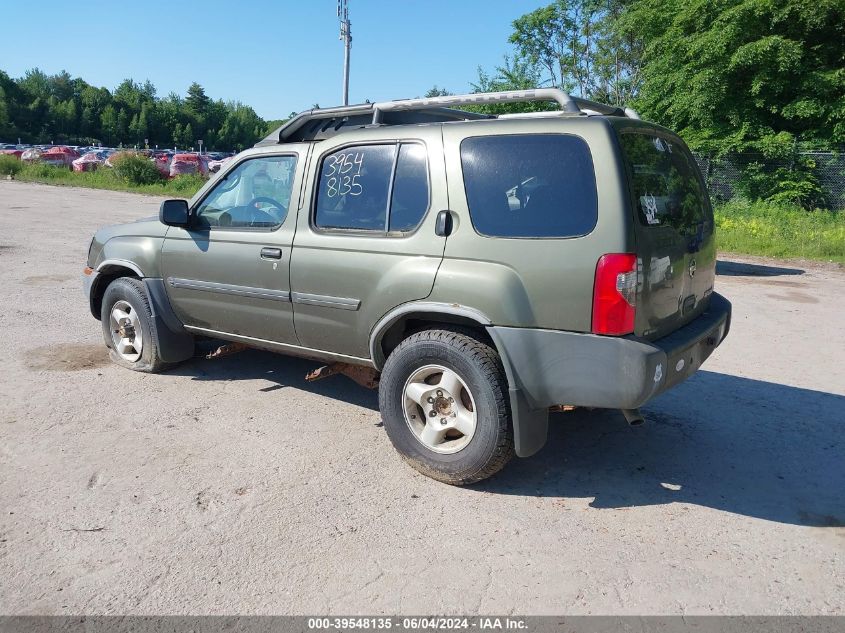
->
xmin=460 ymin=134 xmax=597 ymax=238
xmin=315 ymin=145 xmax=395 ymax=230
xmin=195 ymin=155 xmax=296 ymax=228
xmin=618 ymin=132 xmax=710 ymax=234
xmin=389 ymin=144 xmax=429 ymax=232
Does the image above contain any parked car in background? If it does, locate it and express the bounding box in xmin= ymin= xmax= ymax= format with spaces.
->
xmin=208 ymin=155 xmax=234 ymax=173
xmin=21 ymin=148 xmax=43 ymax=162
xmin=0 ymin=149 xmax=23 ymax=159
xmin=152 ymin=152 xmax=172 ymax=177
xmin=72 ymin=150 xmax=109 ymax=172
xmin=40 ymin=146 xmax=79 ymax=168
xmin=170 ymin=153 xmax=208 ymax=177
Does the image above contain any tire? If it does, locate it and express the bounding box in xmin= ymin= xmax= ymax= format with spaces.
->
xmin=100 ymin=277 xmax=171 ymax=373
xmin=378 ymin=328 xmax=514 ymax=485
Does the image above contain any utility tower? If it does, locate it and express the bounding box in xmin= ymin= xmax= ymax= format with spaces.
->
xmin=338 ymin=0 xmax=351 ymax=105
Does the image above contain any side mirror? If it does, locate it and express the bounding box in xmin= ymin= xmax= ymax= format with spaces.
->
xmin=159 ymin=199 xmax=190 ymax=227
xmin=434 ymin=209 xmax=454 ymax=237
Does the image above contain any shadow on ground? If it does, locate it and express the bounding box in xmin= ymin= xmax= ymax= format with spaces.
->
xmin=170 ymin=345 xmax=379 ymax=411
xmin=170 ymin=348 xmax=843 ymax=528
xmin=480 ymin=371 xmax=844 ymax=528
xmin=716 ymin=260 xmax=805 ymax=277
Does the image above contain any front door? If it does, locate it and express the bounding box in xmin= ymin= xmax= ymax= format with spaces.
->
xmin=161 ymin=151 xmax=302 ymax=344
xmin=290 ymin=127 xmax=448 ymax=359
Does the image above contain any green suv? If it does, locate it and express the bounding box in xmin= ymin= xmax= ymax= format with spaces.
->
xmin=83 ymin=89 xmax=731 ymax=485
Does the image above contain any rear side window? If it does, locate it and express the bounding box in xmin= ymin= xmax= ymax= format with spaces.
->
xmin=460 ymin=134 xmax=598 ymax=238
xmin=315 ymin=143 xmax=429 ymax=233
xmin=390 ymin=144 xmax=429 ymax=231
xmin=617 ymin=132 xmax=710 ymax=234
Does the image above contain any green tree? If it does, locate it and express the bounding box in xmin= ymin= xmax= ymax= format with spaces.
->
xmin=424 ymin=86 xmax=452 ymax=98
xmin=0 ymin=86 xmax=10 ymax=138
xmin=180 ymin=122 xmax=194 ymax=149
xmin=116 ymin=108 xmax=129 ymax=143
xmin=79 ymin=106 xmax=96 ymax=139
xmin=185 ymin=82 xmax=209 ymax=116
xmin=137 ymin=105 xmax=150 ymax=144
xmin=626 ymin=0 xmax=845 ymax=156
xmin=0 ymin=67 xmax=276 ymax=150
xmin=509 ymin=0 xmax=643 ymax=104
xmin=172 ymin=122 xmax=183 ymax=149
xmin=100 ymin=105 xmax=119 ymax=145
xmin=470 ymin=56 xmax=552 ymax=114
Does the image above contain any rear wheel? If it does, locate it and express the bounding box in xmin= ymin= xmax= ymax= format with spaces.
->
xmin=100 ymin=277 xmax=171 ymax=373
xmin=379 ymin=329 xmax=514 ymax=485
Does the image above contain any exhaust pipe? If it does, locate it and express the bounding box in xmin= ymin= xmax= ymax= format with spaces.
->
xmin=621 ymin=408 xmax=645 ymax=426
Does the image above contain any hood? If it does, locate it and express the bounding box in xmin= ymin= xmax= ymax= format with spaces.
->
xmin=96 ymin=216 xmax=167 ymax=242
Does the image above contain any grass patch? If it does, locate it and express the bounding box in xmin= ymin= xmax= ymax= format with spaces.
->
xmin=715 ymin=199 xmax=845 ymax=263
xmin=12 ymin=163 xmax=205 ymax=198
xmin=1 ymin=155 xmax=25 ymax=176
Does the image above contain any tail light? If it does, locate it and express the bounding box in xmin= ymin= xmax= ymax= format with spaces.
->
xmin=592 ymin=253 xmax=637 ymax=335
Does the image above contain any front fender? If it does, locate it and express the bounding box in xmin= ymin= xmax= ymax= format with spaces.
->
xmin=95 ymin=235 xmax=163 ymax=278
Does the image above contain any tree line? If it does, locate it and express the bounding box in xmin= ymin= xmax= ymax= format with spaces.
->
xmin=2 ymin=0 xmax=842 ymax=192
xmin=0 ymin=69 xmax=285 ymax=151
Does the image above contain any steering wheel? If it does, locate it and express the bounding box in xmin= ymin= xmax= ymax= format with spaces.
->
xmin=244 ymin=196 xmax=287 ymax=226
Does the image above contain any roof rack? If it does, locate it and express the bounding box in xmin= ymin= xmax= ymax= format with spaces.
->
xmin=258 ymin=89 xmax=640 ymax=145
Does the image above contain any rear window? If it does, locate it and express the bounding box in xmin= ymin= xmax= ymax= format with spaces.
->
xmin=618 ymin=132 xmax=710 ymax=234
xmin=460 ymin=134 xmax=598 ymax=238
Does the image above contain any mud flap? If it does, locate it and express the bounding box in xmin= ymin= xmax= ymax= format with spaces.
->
xmin=143 ymin=278 xmax=195 ymax=363
xmin=509 ymin=387 xmax=549 ymax=457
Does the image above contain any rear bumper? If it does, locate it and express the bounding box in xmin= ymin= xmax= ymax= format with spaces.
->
xmin=490 ymin=292 xmax=731 ymax=412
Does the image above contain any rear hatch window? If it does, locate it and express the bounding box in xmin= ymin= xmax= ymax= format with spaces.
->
xmin=617 ymin=130 xmax=716 ymax=339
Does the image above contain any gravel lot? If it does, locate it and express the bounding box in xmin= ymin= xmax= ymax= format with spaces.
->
xmin=0 ymin=180 xmax=843 ymax=615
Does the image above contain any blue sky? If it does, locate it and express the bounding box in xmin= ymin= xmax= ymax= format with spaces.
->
xmin=3 ymin=0 xmax=542 ymax=120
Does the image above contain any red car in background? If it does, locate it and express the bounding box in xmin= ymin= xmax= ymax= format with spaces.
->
xmin=72 ymin=151 xmax=109 ymax=172
xmin=40 ymin=146 xmax=79 ymax=168
xmin=170 ymin=153 xmax=209 ymax=178
xmin=152 ymin=152 xmax=172 ymax=177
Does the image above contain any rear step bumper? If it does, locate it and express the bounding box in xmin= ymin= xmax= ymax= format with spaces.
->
xmin=489 ymin=293 xmax=731 ymax=452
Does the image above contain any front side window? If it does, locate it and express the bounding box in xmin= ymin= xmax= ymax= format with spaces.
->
xmin=195 ymin=155 xmax=297 ymax=229
xmin=315 ymin=143 xmax=429 ymax=232
xmin=460 ymin=134 xmax=598 ymax=238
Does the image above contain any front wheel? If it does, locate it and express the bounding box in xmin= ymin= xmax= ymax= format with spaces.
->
xmin=100 ymin=277 xmax=171 ymax=373
xmin=378 ymin=329 xmax=514 ymax=485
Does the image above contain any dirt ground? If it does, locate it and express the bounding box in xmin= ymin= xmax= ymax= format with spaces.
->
xmin=0 ymin=180 xmax=842 ymax=615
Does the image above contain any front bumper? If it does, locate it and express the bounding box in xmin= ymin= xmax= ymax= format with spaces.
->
xmin=490 ymin=292 xmax=731 ymax=411
xmin=82 ymin=268 xmax=99 ymax=316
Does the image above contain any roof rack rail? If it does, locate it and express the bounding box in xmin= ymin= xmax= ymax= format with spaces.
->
xmin=259 ymin=88 xmax=640 ymax=145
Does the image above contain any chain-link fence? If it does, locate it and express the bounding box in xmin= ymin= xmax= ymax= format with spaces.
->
xmin=692 ymin=151 xmax=845 ymax=210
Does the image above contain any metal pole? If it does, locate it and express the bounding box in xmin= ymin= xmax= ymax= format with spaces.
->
xmin=339 ymin=0 xmax=351 ymax=105
xmin=343 ymin=31 xmax=351 ymax=105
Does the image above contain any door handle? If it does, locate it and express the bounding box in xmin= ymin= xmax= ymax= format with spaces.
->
xmin=260 ymin=247 xmax=282 ymax=260
xmin=435 ymin=210 xmax=453 ymax=237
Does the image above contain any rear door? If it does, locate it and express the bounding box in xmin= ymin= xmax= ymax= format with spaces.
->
xmin=289 ymin=127 xmax=448 ymax=359
xmin=616 ymin=128 xmax=716 ymax=339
